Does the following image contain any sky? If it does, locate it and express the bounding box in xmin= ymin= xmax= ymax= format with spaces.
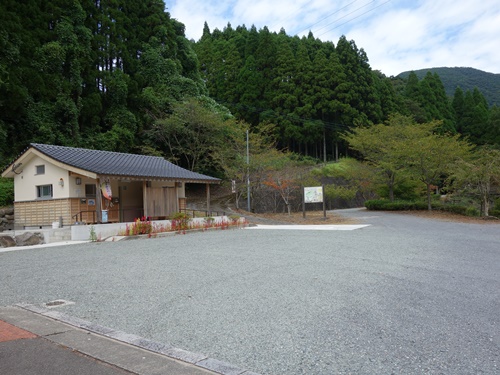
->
xmin=167 ymin=0 xmax=500 ymax=77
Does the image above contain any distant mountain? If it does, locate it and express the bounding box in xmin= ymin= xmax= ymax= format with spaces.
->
xmin=398 ymin=67 xmax=500 ymax=107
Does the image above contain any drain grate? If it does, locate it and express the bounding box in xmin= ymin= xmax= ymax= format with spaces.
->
xmin=44 ymin=299 xmax=75 ymax=308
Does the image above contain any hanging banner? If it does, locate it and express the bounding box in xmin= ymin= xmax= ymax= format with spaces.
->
xmin=304 ymin=186 xmax=323 ymax=203
xmin=101 ymin=181 xmax=112 ymax=201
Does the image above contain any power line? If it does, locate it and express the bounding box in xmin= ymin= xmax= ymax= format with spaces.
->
xmin=316 ymin=0 xmax=392 ymax=38
xmin=313 ymin=0 xmax=376 ymax=35
xmin=294 ymin=0 xmax=364 ymax=36
xmin=268 ymin=1 xmax=312 ymax=31
xmin=215 ymin=99 xmax=353 ymax=133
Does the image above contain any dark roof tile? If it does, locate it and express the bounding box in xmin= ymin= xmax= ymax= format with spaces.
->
xmin=31 ymin=143 xmax=220 ymax=183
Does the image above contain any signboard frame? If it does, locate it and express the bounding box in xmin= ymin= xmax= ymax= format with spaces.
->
xmin=302 ymin=185 xmax=326 ymax=219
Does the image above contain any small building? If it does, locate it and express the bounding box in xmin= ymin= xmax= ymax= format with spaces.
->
xmin=1 ymin=143 xmax=220 ymax=229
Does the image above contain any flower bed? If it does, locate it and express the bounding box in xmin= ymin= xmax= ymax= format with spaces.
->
xmin=119 ymin=214 xmax=248 ymax=238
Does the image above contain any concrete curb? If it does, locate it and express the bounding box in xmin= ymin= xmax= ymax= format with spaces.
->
xmin=14 ymin=303 xmax=261 ymax=375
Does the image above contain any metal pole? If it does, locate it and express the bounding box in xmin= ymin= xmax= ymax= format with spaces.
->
xmin=322 ymin=185 xmax=326 ymax=219
xmin=247 ymin=129 xmax=251 ymax=212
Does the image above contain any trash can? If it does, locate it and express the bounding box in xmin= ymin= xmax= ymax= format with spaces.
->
xmin=102 ymin=210 xmax=108 ymax=223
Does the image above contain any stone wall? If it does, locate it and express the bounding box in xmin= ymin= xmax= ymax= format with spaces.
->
xmin=0 ymin=207 xmax=14 ymax=232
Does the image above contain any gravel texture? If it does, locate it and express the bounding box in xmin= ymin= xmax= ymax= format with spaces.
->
xmin=1 ymin=208 xmax=499 ymax=375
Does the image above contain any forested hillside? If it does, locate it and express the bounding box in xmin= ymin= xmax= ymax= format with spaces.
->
xmin=1 ymin=2 xmax=499 ymax=176
xmin=0 ymin=0 xmax=211 ymax=169
xmin=398 ymin=67 xmax=500 ymax=107
xmin=194 ymin=24 xmax=500 ymax=157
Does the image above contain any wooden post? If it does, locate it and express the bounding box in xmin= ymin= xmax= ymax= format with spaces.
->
xmin=302 ymin=186 xmax=306 ymax=219
xmin=96 ymin=177 xmax=102 ymax=223
xmin=206 ymin=183 xmax=211 ymax=215
xmin=143 ymin=181 xmax=148 ymax=218
xmin=175 ymin=181 xmax=179 ymax=213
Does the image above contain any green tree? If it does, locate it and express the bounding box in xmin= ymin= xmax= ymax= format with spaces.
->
xmin=486 ymin=105 xmax=500 ymax=145
xmin=459 ymin=88 xmax=490 ymax=145
xmin=403 ymin=121 xmax=472 ymax=210
xmin=146 ymin=97 xmax=236 ymax=175
xmin=342 ymin=114 xmax=416 ymax=201
xmin=449 ymin=148 xmax=500 ymax=216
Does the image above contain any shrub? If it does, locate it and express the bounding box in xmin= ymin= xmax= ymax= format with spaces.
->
xmin=365 ymin=199 xmax=482 ymax=217
xmin=465 ymin=206 xmax=480 ymax=217
xmin=365 ymin=199 xmax=427 ymax=211
xmin=171 ymin=212 xmax=191 ymax=231
xmin=0 ymin=177 xmax=14 ymax=207
xmin=126 ymin=217 xmax=153 ymax=235
xmin=229 ymin=214 xmax=241 ymax=223
xmin=490 ymin=209 xmax=500 ymax=218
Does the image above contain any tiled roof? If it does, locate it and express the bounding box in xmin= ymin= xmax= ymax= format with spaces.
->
xmin=30 ymin=143 xmax=220 ymax=183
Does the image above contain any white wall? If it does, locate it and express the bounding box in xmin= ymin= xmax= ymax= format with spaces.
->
xmin=14 ymin=156 xmax=69 ymax=201
xmin=71 ymin=216 xmax=233 ymax=241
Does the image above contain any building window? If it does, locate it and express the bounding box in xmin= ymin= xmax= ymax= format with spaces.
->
xmin=35 ymin=165 xmax=45 ymax=175
xmin=37 ymin=185 xmax=53 ymax=199
xmin=85 ymin=184 xmax=96 ymax=197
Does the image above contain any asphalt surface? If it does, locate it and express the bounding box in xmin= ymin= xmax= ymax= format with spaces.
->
xmin=1 ymin=208 xmax=499 ymax=374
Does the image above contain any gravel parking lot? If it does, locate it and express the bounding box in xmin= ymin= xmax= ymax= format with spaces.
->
xmin=1 ymin=208 xmax=499 ymax=374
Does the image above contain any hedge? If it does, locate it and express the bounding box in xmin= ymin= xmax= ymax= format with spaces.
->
xmin=364 ymin=199 xmax=479 ymax=217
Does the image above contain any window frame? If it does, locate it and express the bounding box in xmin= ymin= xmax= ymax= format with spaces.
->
xmin=35 ymin=165 xmax=45 ymax=175
xmin=36 ymin=184 xmax=53 ymax=199
xmin=85 ymin=184 xmax=96 ymax=198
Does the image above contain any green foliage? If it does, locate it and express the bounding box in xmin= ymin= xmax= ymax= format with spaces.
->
xmin=0 ymin=0 xmax=203 ymax=159
xmin=1 ymin=0 xmax=498 ymax=191
xmin=127 ymin=218 xmax=153 ymax=236
xmin=146 ymin=97 xmax=241 ymax=176
xmin=399 ymin=67 xmax=500 ymax=107
xmin=89 ymin=226 xmax=97 ymax=242
xmin=171 ymin=212 xmax=191 ymax=231
xmin=491 ymin=198 xmax=500 ymax=217
xmin=0 ymin=177 xmax=14 ymax=206
xmin=449 ymin=147 xmax=500 ymax=216
xmin=365 ymin=199 xmax=479 ymax=216
xmin=342 ymin=115 xmax=424 ymax=201
xmin=376 ymin=177 xmax=420 ymax=201
xmin=365 ymin=199 xmax=428 ymax=211
xmin=194 ymin=26 xmax=400 ymax=159
xmin=324 ymin=185 xmax=357 ymax=201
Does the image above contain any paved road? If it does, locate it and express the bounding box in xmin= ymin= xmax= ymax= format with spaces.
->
xmin=1 ymin=208 xmax=499 ymax=374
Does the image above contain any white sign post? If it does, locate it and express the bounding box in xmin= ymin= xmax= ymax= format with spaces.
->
xmin=303 ymin=186 xmax=326 ymax=219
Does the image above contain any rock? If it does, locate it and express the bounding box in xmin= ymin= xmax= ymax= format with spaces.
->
xmin=0 ymin=235 xmax=16 ymax=248
xmin=4 ymin=214 xmax=14 ymax=221
xmin=15 ymin=232 xmax=45 ymax=246
xmin=0 ymin=207 xmax=14 ymax=216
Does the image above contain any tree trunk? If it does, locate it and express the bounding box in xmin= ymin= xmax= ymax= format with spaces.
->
xmin=388 ymin=172 xmax=395 ymax=202
xmin=483 ymin=192 xmax=490 ymax=216
xmin=323 ymin=130 xmax=327 ymax=163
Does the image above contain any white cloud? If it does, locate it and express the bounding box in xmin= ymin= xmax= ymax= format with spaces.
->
xmin=168 ymin=0 xmax=500 ymax=76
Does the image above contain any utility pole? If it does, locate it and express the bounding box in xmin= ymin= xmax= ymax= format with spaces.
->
xmin=247 ymin=129 xmax=250 ymax=212
xmin=246 ymin=129 xmax=251 ymax=212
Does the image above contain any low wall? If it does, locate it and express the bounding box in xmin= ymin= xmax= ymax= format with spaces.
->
xmin=71 ymin=216 xmax=234 ymax=241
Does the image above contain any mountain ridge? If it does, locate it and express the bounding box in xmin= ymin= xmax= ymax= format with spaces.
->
xmin=397 ymin=67 xmax=500 ymax=107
